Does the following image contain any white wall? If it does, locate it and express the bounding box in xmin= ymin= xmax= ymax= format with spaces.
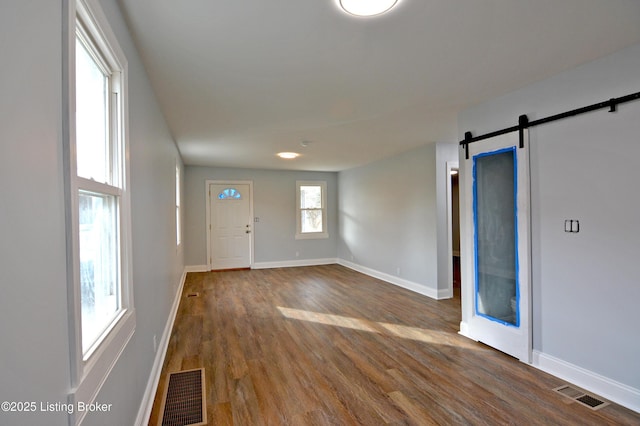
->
xmin=185 ymin=166 xmax=338 ymax=268
xmin=337 ymin=144 xmax=456 ymax=298
xmin=0 ymin=2 xmax=71 ymax=424
xmin=458 ymin=42 xmax=640 ymax=407
xmin=0 ymin=1 xmax=184 ymax=425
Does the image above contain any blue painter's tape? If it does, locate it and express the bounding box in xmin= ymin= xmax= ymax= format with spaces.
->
xmin=472 ymin=146 xmax=520 ymax=328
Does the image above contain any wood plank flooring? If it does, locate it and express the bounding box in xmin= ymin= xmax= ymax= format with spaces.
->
xmin=149 ymin=265 xmax=640 ymax=425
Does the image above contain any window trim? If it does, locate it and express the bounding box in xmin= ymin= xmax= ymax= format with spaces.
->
xmin=295 ymin=180 xmax=329 ymax=240
xmin=64 ymin=0 xmax=135 ymax=422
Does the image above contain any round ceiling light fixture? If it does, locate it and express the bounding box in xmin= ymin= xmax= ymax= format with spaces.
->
xmin=339 ymin=0 xmax=399 ymax=17
xmin=277 ymin=152 xmax=300 ymax=159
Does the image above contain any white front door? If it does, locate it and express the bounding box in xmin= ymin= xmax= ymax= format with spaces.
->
xmin=461 ymin=131 xmax=532 ymax=362
xmin=209 ymin=182 xmax=252 ymax=270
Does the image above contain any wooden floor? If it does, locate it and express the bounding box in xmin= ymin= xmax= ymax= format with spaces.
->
xmin=149 ymin=265 xmax=640 ymax=425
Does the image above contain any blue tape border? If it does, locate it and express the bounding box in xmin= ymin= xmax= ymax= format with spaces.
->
xmin=472 ymin=146 xmax=520 ymax=328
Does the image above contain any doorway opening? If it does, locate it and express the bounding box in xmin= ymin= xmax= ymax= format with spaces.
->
xmin=446 ymin=161 xmax=460 ymax=301
xmin=451 ymin=169 xmax=461 ymax=291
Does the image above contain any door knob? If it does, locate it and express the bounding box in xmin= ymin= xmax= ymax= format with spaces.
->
xmin=246 ymin=230 xmax=251 ymax=234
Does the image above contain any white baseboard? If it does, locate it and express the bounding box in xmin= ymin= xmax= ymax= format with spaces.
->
xmin=337 ymin=259 xmax=439 ymax=300
xmin=458 ymin=321 xmax=475 ymax=341
xmin=438 ymin=287 xmax=454 ymax=300
xmin=532 ymin=350 xmax=640 ymax=413
xmin=184 ymin=264 xmax=208 ymax=272
xmin=252 ymin=258 xmax=338 ymax=269
xmin=186 ymin=260 xmax=339 ymax=272
xmin=135 ymin=270 xmax=188 ymax=426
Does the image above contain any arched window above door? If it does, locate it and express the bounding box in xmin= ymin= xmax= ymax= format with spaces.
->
xmin=218 ymin=188 xmax=242 ymax=200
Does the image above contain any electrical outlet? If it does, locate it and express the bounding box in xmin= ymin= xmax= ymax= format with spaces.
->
xmin=396 ymin=267 xmax=401 ymax=276
xmin=153 ymin=335 xmax=157 ymax=353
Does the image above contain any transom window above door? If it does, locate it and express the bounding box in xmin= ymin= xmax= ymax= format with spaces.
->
xmin=218 ymin=188 xmax=242 ymax=200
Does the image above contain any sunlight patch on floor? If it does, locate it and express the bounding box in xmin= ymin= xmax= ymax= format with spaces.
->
xmin=378 ymin=322 xmax=480 ymax=350
xmin=277 ymin=306 xmax=378 ymax=333
xmin=277 ymin=306 xmax=481 ymax=350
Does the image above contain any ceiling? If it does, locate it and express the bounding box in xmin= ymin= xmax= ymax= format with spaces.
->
xmin=118 ymin=0 xmax=640 ymax=172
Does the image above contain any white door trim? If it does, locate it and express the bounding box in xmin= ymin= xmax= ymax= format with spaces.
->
xmin=205 ymin=180 xmax=254 ymax=270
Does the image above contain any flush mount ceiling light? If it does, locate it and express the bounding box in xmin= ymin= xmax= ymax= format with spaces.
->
xmin=277 ymin=152 xmax=300 ymax=159
xmin=339 ymin=0 xmax=399 ymax=17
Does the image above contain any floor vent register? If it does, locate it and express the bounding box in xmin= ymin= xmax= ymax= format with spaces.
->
xmin=159 ymin=368 xmax=207 ymax=426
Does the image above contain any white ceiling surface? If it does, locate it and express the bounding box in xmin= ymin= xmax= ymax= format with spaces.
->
xmin=118 ymin=0 xmax=640 ymax=171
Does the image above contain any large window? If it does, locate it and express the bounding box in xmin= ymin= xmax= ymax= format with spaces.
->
xmin=75 ymin=23 xmax=127 ymax=355
xmin=67 ymin=0 xmax=135 ymax=418
xmin=296 ymin=181 xmax=328 ymax=239
xmin=176 ymin=162 xmax=181 ymax=246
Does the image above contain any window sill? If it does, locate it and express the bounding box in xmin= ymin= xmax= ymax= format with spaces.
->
xmin=295 ymin=232 xmax=329 ymax=240
xmin=69 ymin=309 xmax=135 ymax=425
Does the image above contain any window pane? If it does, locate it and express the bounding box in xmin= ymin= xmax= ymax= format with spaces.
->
xmin=176 ymin=206 xmax=181 ymax=246
xmin=176 ymin=166 xmax=181 ymax=206
xmin=176 ymin=165 xmax=181 ymax=245
xmin=474 ymin=150 xmax=517 ymax=326
xmin=76 ymin=38 xmax=110 ymax=184
xmin=301 ymin=209 xmax=323 ymax=233
xmin=218 ymin=188 xmax=241 ymax=200
xmin=79 ymin=191 xmax=120 ymax=353
xmin=300 ymin=186 xmax=322 ymax=209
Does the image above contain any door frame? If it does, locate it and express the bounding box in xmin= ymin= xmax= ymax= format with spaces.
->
xmin=205 ymin=180 xmax=254 ymax=270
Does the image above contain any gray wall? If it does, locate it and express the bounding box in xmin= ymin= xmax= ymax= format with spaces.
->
xmin=0 ymin=2 xmax=71 ymax=424
xmin=185 ymin=166 xmax=338 ymax=266
xmin=0 ymin=1 xmax=184 ymax=425
xmin=337 ymin=144 xmax=454 ymax=293
xmin=458 ymin=42 xmax=640 ymax=390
